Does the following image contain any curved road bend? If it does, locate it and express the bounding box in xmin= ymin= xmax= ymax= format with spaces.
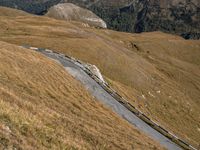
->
xmin=36 ymin=49 xmax=182 ymax=150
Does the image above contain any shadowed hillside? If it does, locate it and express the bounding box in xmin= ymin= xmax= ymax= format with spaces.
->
xmin=0 ymin=6 xmax=199 ymax=148
xmin=64 ymin=0 xmax=200 ymax=39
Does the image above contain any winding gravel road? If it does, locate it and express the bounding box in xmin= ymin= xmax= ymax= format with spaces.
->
xmin=33 ymin=48 xmax=183 ymax=150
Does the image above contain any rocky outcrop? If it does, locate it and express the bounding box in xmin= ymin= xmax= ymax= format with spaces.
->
xmin=85 ymin=63 xmax=106 ymax=84
xmin=0 ymin=0 xmax=61 ymax=14
xmin=62 ymin=0 xmax=200 ymax=39
xmin=46 ymin=3 xmax=107 ymax=28
xmin=0 ymin=0 xmax=199 ymax=39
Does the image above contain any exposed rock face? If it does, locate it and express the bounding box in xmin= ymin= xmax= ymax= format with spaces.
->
xmin=63 ymin=0 xmax=200 ymax=39
xmin=46 ymin=3 xmax=107 ymax=28
xmin=0 ymin=0 xmax=199 ymax=39
xmin=85 ymin=63 xmax=106 ymax=84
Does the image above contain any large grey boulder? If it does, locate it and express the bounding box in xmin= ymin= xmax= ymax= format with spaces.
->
xmin=59 ymin=0 xmax=200 ymax=39
xmin=46 ymin=3 xmax=107 ymax=28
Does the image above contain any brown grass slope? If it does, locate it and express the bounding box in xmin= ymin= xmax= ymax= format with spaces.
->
xmin=0 ymin=41 xmax=164 ymax=150
xmin=0 ymin=6 xmax=199 ymax=147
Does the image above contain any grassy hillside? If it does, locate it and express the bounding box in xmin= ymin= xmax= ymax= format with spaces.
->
xmin=0 ymin=41 xmax=164 ymax=149
xmin=1 ymin=0 xmax=200 ymax=39
xmin=0 ymin=6 xmax=199 ymax=147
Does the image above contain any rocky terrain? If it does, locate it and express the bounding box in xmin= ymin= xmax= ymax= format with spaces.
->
xmin=0 ymin=0 xmax=199 ymax=39
xmin=64 ymin=0 xmax=200 ymax=39
xmin=46 ymin=3 xmax=107 ymax=28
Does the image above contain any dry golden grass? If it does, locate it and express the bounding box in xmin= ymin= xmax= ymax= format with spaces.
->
xmin=0 ymin=41 xmax=164 ymax=149
xmin=0 ymin=6 xmax=199 ymax=147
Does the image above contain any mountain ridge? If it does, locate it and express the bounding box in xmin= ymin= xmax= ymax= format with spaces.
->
xmin=0 ymin=0 xmax=199 ymax=39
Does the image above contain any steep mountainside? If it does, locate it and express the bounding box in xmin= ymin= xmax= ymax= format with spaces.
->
xmin=0 ymin=0 xmax=199 ymax=39
xmin=0 ymin=7 xmax=199 ymax=148
xmin=0 ymin=0 xmax=60 ymax=14
xmin=0 ymin=40 xmax=164 ymax=149
xmin=46 ymin=3 xmax=107 ymax=28
xmin=64 ymin=0 xmax=200 ymax=39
